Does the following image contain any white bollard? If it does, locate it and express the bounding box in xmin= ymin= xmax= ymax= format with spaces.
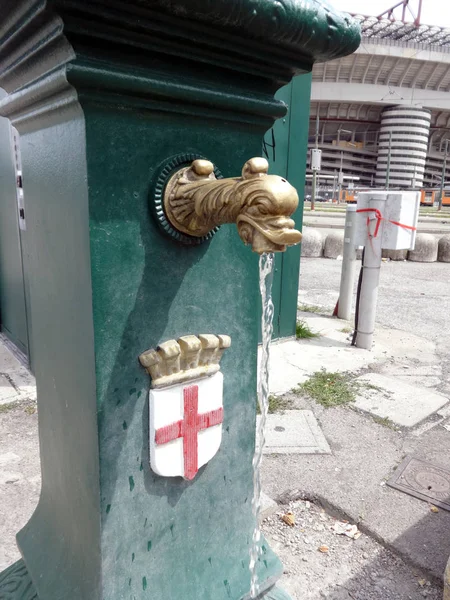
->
xmin=354 ymin=196 xmax=385 ymax=350
xmin=337 ymin=205 xmax=357 ymax=321
xmin=353 ymin=190 xmax=419 ymax=350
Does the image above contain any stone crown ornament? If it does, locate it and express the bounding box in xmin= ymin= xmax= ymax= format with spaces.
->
xmin=139 ymin=334 xmax=231 ymax=388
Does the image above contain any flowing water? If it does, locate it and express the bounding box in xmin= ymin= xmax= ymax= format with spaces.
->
xmin=249 ymin=252 xmax=275 ymax=599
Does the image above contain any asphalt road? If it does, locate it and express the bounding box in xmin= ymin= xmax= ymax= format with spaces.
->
xmin=298 ymin=258 xmax=450 ymax=353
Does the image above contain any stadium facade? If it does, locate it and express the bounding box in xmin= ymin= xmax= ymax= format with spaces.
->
xmin=308 ymin=11 xmax=450 ymax=193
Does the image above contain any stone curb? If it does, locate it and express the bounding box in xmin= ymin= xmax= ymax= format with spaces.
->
xmin=259 ymin=492 xmax=279 ymax=522
xmin=301 ymin=227 xmax=450 ymax=262
xmin=275 ymin=489 xmax=444 ymax=586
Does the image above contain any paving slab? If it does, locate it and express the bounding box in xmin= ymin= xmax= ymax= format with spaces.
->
xmin=261 ymin=410 xmax=331 ymax=455
xmin=268 ymin=335 xmax=373 ymax=395
xmin=354 ymin=373 xmax=449 ymax=427
xmin=268 ymin=314 xmax=440 ymax=396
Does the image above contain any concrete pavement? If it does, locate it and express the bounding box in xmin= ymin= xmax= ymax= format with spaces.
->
xmin=1 ymin=257 xmax=450 ymax=595
xmin=261 ymin=256 xmax=450 ymax=587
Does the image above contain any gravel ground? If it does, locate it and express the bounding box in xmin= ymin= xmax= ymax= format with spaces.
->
xmin=0 ymin=401 xmax=40 ymax=571
xmin=262 ymin=498 xmax=442 ymax=600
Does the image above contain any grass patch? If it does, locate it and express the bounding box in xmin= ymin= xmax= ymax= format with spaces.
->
xmin=24 ymin=403 xmax=37 ymax=415
xmin=257 ymin=394 xmax=290 ymax=414
xmin=0 ymin=400 xmax=37 ymax=415
xmin=339 ymin=326 xmax=353 ymax=334
xmin=294 ymin=369 xmax=357 ymax=408
xmin=268 ymin=395 xmax=290 ymax=414
xmin=297 ymin=303 xmax=323 ymax=314
xmin=372 ymin=415 xmax=397 ymax=430
xmin=296 ymin=320 xmax=320 ymax=340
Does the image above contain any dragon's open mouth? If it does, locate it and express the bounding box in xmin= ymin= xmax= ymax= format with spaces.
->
xmin=236 ymin=214 xmax=302 ymax=254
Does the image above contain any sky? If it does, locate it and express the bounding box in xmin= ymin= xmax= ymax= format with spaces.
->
xmin=330 ymin=0 xmax=450 ymax=28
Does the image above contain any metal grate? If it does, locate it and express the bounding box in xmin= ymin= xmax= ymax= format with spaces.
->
xmin=387 ymin=455 xmax=450 ymax=511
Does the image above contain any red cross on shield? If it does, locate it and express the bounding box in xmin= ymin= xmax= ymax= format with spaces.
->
xmin=149 ymin=372 xmax=224 ymax=479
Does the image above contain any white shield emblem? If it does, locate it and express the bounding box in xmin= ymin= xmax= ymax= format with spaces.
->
xmin=149 ymin=372 xmax=223 ymax=480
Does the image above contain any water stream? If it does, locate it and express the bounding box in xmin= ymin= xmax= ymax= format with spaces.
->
xmin=249 ymin=252 xmax=275 ymax=599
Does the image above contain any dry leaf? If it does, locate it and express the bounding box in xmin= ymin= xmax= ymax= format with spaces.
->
xmin=430 ymin=506 xmax=439 ymax=513
xmin=281 ymin=511 xmax=295 ymax=526
xmin=318 ymin=545 xmax=329 ymax=553
xmin=418 ymin=579 xmax=427 ymax=587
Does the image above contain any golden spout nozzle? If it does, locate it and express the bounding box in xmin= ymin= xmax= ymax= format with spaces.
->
xmin=163 ymin=157 xmax=302 ymax=254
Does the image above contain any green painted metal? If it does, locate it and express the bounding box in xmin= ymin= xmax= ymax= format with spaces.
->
xmin=0 ymin=94 xmax=29 ymax=357
xmin=0 ymin=1 xmax=360 ymax=599
xmin=262 ymin=74 xmax=312 ymax=340
xmin=279 ymin=74 xmax=312 ymax=339
xmin=129 ymin=0 xmax=361 ymax=63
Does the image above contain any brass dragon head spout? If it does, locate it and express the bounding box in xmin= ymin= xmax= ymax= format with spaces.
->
xmin=233 ymin=158 xmax=302 ymax=253
xmin=163 ymin=157 xmax=302 ymax=254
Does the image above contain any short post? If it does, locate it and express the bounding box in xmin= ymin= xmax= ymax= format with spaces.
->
xmin=337 ymin=152 xmax=344 ymax=202
xmin=353 ymin=191 xmax=419 ymax=350
xmin=354 ymin=196 xmax=385 ymax=350
xmin=337 ymin=205 xmax=357 ymax=321
xmin=311 ymin=119 xmax=321 ymax=211
xmin=311 ymin=169 xmax=317 ymax=211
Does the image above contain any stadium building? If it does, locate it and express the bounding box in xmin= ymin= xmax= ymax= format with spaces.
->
xmin=308 ymin=0 xmax=450 ymax=196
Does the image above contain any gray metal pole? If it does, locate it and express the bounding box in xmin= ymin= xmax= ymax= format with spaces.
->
xmin=311 ymin=114 xmax=320 ymax=211
xmin=337 ymin=205 xmax=357 ymax=321
xmin=355 ymin=195 xmax=386 ymax=350
xmin=311 ymin=170 xmax=317 ymax=211
xmin=338 ymin=152 xmax=343 ymax=203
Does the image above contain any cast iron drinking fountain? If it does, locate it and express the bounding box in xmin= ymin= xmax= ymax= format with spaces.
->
xmin=0 ymin=1 xmax=359 ymax=599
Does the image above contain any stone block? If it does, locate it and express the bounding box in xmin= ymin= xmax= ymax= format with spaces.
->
xmin=354 ymin=373 xmax=448 ymax=427
xmin=324 ymin=231 xmax=344 ymax=259
xmin=301 ymin=228 xmax=324 ymax=257
xmin=438 ymin=234 xmax=450 ymax=263
xmin=382 ymin=248 xmax=407 ymax=261
xmin=259 ymin=492 xmax=278 ymax=521
xmin=260 ymin=410 xmax=331 ymax=454
xmin=407 ymin=233 xmax=438 ymax=262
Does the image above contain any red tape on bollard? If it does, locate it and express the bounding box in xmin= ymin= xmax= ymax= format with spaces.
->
xmin=356 ymin=208 xmax=416 ymax=249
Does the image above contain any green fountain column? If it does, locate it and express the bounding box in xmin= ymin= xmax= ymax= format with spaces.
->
xmin=0 ymin=2 xmax=359 ymax=599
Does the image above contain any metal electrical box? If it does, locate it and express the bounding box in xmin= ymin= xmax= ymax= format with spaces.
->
xmin=311 ymin=148 xmax=322 ymax=171
xmin=355 ymin=191 xmax=420 ymax=250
